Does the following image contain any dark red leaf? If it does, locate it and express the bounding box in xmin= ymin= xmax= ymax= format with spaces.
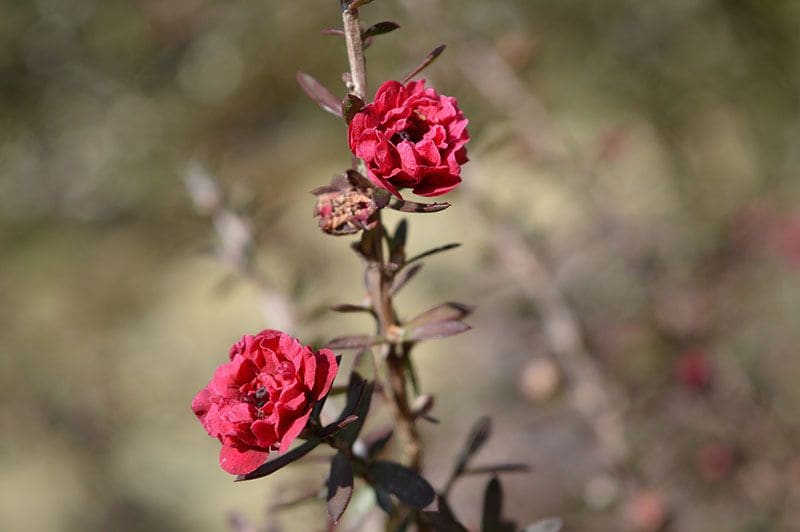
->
xmin=389 ymin=199 xmax=450 ymax=213
xmin=391 ymin=263 xmax=423 ymax=295
xmin=401 ymin=44 xmax=447 ymax=84
xmin=363 ymin=21 xmax=400 ymax=39
xmin=405 ymin=320 xmax=471 ymax=342
xmin=235 ymin=438 xmax=321 ymax=481
xmin=327 ymin=452 xmax=354 ymax=524
xmin=325 ymin=335 xmax=376 ymax=350
xmin=296 ymin=71 xmax=342 ymax=117
xmin=405 ymin=243 xmax=461 ymax=266
xmin=368 ymin=461 xmax=436 ymax=509
xmin=321 ymin=28 xmax=345 ymax=36
xmin=405 ymin=302 xmax=473 ymax=329
xmin=464 ymin=463 xmax=531 ymax=476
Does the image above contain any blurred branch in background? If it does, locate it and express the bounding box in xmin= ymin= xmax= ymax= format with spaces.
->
xmin=184 ymin=161 xmax=296 ymax=332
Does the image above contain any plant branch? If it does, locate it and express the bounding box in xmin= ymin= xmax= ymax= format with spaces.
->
xmin=342 ymin=7 xmax=367 ymax=100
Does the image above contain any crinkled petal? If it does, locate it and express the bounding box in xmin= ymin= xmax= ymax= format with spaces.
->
xmin=219 ymin=445 xmax=269 ymax=475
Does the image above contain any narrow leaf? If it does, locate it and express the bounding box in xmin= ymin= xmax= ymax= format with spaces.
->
xmin=405 ymin=320 xmax=471 ymax=342
xmin=342 ymin=94 xmax=365 ymax=124
xmin=405 ymin=243 xmax=461 ymax=266
xmin=362 ymin=426 xmax=394 ymax=457
xmin=423 ymin=496 xmax=469 ymax=532
xmin=459 ymin=417 xmax=492 ymax=470
xmin=391 ymin=263 xmax=423 ymax=295
xmin=319 ymin=414 xmax=360 ymax=438
xmin=481 ymin=477 xmax=503 ymax=532
xmin=331 ymin=303 xmax=373 ymax=314
xmin=374 ymin=487 xmax=395 ymax=515
xmin=296 ymin=71 xmax=342 ymax=117
xmin=368 ymin=461 xmax=436 ymax=509
xmin=389 ymin=199 xmax=450 ymax=213
xmin=463 ymin=463 xmax=531 ymax=476
xmin=337 ymin=379 xmax=374 ymax=445
xmin=326 ymin=335 xmax=377 ymax=350
xmin=327 ymin=452 xmax=354 ymax=523
xmin=363 ymin=21 xmax=400 ymax=39
xmin=389 ymin=218 xmax=408 ymax=266
xmin=347 ymin=0 xmax=376 ymax=10
xmin=401 ymin=44 xmax=447 ymax=84
xmin=235 ymin=438 xmax=321 ymax=481
xmin=524 ymin=518 xmax=563 ymax=532
xmin=321 ymin=28 xmax=345 ymax=36
xmin=405 ymin=302 xmax=473 ymax=329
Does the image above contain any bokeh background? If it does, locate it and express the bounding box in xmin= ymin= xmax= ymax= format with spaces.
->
xmin=3 ymin=0 xmax=800 ymax=530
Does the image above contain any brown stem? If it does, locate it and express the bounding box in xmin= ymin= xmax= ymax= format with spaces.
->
xmin=363 ymin=218 xmax=422 ymax=471
xmin=342 ymin=2 xmax=421 ymax=474
xmin=342 ymin=7 xmax=367 ymax=100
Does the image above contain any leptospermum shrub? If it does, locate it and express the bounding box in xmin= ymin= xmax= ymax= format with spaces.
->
xmin=191 ymin=2 xmax=560 ymax=530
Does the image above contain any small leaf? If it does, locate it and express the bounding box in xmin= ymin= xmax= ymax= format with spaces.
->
xmin=389 ymin=218 xmax=408 ymax=265
xmin=321 ymin=27 xmax=345 ymax=36
xmin=326 ymin=335 xmax=377 ymax=350
xmin=481 ymin=477 xmax=506 ymax=532
xmin=405 ymin=320 xmax=471 ymax=342
xmin=405 ymin=243 xmax=461 ymax=266
xmin=331 ymin=303 xmax=373 ymax=314
xmin=389 ymin=199 xmax=450 ymax=213
xmin=401 ymin=44 xmax=447 ymax=84
xmin=391 ymin=263 xmax=423 ymax=295
xmin=235 ymin=438 xmax=321 ymax=481
xmin=296 ymin=71 xmax=342 ymax=117
xmin=368 ymin=461 xmax=436 ymax=509
xmin=463 ymin=463 xmax=531 ymax=476
xmin=405 ymin=302 xmax=473 ymax=329
xmin=362 ymin=426 xmax=394 ymax=457
xmin=347 ymin=0 xmax=376 ymax=10
xmin=363 ymin=21 xmax=400 ymax=39
xmin=342 ymin=94 xmax=365 ymax=124
xmin=337 ymin=378 xmax=374 ymax=445
xmin=524 ymin=518 xmax=563 ymax=532
xmin=374 ymin=486 xmax=395 ymax=515
xmin=423 ymin=496 xmax=469 ymax=532
xmin=453 ymin=416 xmax=492 ymax=477
xmin=327 ymin=452 xmax=354 ymax=523
xmin=319 ymin=414 xmax=360 ymax=438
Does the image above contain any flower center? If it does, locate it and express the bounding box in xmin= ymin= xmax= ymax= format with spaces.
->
xmin=390 ymin=114 xmax=427 ymax=144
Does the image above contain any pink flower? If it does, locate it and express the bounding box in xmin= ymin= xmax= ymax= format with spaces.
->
xmin=348 ymin=79 xmax=469 ymax=198
xmin=191 ymin=330 xmax=338 ymax=475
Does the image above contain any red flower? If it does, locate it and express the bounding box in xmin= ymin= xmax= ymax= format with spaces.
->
xmin=348 ymin=79 xmax=469 ymax=198
xmin=191 ymin=330 xmax=338 ymax=475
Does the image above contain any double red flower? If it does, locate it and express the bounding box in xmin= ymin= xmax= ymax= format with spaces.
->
xmin=348 ymin=79 xmax=470 ymax=198
xmin=192 ymin=330 xmax=337 ymax=475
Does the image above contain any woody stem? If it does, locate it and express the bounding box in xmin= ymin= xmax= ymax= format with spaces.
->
xmin=363 ymin=217 xmax=422 ymax=471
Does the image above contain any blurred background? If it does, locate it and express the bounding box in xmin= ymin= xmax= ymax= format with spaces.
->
xmin=2 ymin=0 xmax=800 ymax=530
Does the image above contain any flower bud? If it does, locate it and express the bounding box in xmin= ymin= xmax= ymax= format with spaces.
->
xmin=312 ymin=171 xmax=382 ymax=236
